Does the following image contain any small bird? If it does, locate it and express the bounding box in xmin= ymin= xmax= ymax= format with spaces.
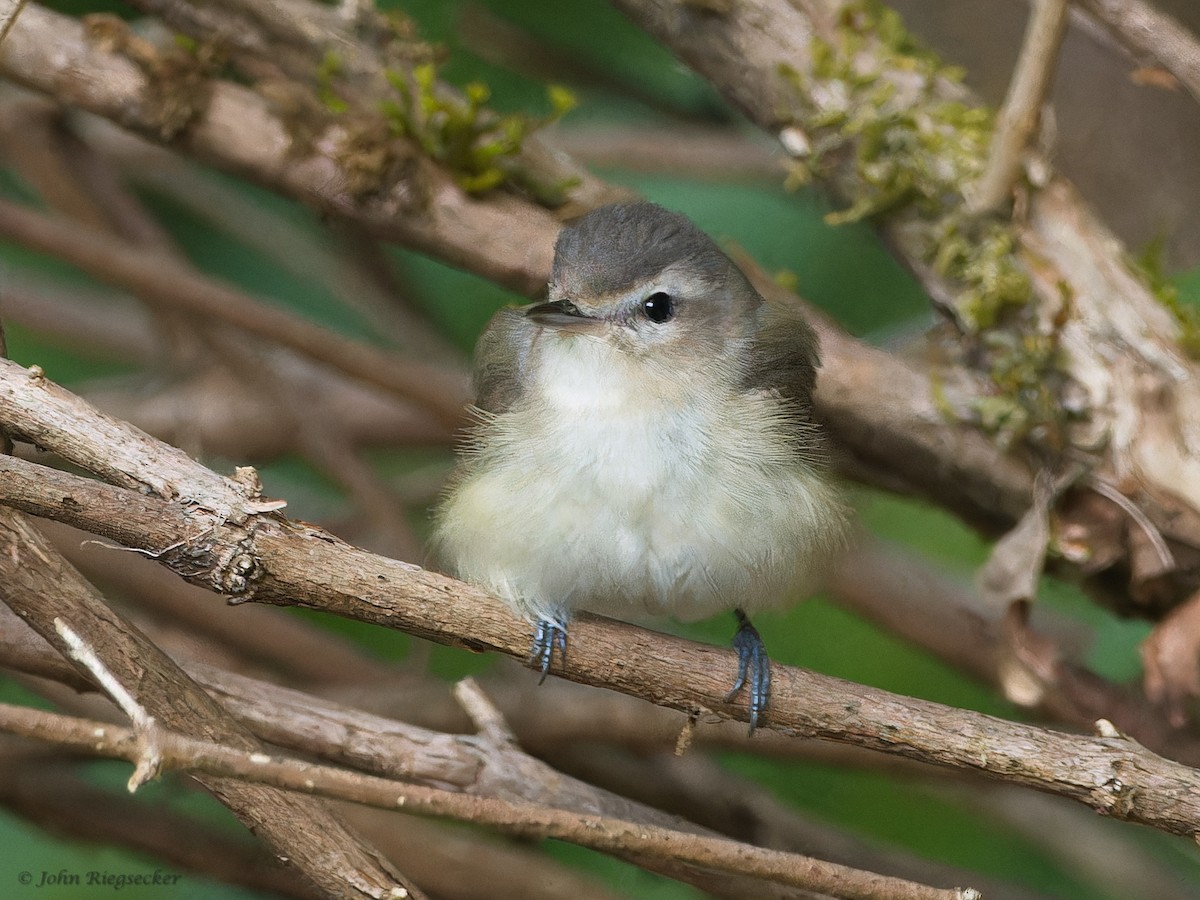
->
xmin=435 ymin=202 xmax=847 ymax=731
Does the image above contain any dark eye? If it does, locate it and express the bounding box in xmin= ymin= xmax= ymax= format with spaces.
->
xmin=642 ymin=292 xmax=674 ymax=323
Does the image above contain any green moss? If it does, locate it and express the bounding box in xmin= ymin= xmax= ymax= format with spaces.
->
xmin=300 ymin=8 xmax=578 ymax=201
xmin=1134 ymin=237 xmax=1200 ymax=359
xmin=783 ymin=0 xmax=1073 ymax=447
xmin=976 ymin=327 xmax=1066 ymax=451
xmin=316 ymin=51 xmax=350 ymax=114
xmin=377 ymin=62 xmax=577 ymax=196
xmin=82 ymin=14 xmax=220 ymax=141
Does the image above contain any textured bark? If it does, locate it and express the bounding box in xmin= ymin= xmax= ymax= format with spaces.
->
xmin=0 ymin=508 xmax=421 ymax=900
xmin=0 ymin=444 xmax=1198 ymax=840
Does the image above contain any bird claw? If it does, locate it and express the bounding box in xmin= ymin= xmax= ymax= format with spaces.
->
xmin=530 ymin=616 xmax=568 ymax=683
xmin=724 ymin=610 xmax=771 ymax=735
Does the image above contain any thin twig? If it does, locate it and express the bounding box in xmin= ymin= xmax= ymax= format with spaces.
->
xmin=453 ymin=677 xmax=519 ymax=747
xmin=0 ymin=760 xmax=320 ymax=900
xmin=0 ymin=701 xmax=973 ymax=900
xmin=1077 ymin=0 xmax=1200 ymax=107
xmin=0 ymin=197 xmax=468 ymax=432
xmin=54 ymin=618 xmax=151 ymax=728
xmin=968 ymin=0 xmax=1070 ymax=213
xmin=0 ymin=504 xmax=421 ymax=899
xmin=1 ymin=448 xmax=1199 ymax=841
xmin=0 ymin=0 xmax=27 ymax=47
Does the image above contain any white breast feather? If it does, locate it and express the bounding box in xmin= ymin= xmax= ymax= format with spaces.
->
xmin=437 ymin=333 xmax=844 ymax=624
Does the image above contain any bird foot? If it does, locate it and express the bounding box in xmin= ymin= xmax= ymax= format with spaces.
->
xmin=530 ymin=616 xmax=568 ymax=684
xmin=724 ymin=609 xmax=771 ymax=735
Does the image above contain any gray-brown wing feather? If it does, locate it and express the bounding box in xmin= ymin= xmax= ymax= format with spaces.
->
xmin=471 ymin=306 xmax=534 ymax=415
xmin=744 ymin=298 xmax=821 ymax=419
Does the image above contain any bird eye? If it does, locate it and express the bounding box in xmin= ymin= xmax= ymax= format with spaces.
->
xmin=641 ymin=292 xmax=674 ymax=323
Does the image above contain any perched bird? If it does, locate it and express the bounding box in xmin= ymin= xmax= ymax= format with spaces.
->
xmin=435 ymin=202 xmax=847 ymax=731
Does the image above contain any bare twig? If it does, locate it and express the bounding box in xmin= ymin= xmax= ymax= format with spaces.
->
xmin=0 ymin=505 xmax=422 ymax=898
xmin=0 ymin=702 xmax=974 ymax=900
xmin=0 ymin=197 xmax=468 ymax=432
xmin=453 ymin=677 xmax=518 ymax=747
xmin=0 ymin=443 xmax=1198 ymax=841
xmin=827 ymin=533 xmax=1200 ymax=765
xmin=1077 ymin=0 xmax=1200 ymax=106
xmin=968 ymin=0 xmax=1070 ymax=213
xmin=0 ymin=759 xmax=321 ymax=899
xmin=0 ymin=0 xmax=27 ymax=47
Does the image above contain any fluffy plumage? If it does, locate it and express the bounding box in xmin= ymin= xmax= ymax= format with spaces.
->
xmin=435 ymin=202 xmax=846 ymax=628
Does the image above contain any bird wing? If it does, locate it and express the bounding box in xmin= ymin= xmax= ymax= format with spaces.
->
xmin=743 ymin=297 xmax=821 ymax=417
xmin=471 ymin=306 xmax=533 ymax=415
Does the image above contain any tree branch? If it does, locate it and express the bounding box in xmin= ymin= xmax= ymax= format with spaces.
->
xmin=0 ymin=196 xmax=468 ymax=433
xmin=1076 ymin=0 xmax=1200 ymax=106
xmin=968 ymin=0 xmax=1069 ymax=213
xmin=0 ymin=701 xmax=976 ymax=900
xmin=0 ymin=504 xmax=423 ymax=899
xmin=0 ymin=4 xmax=562 ymax=295
xmin=0 ymin=364 xmax=1197 ymax=840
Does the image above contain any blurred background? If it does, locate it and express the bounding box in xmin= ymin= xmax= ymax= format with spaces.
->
xmin=2 ymin=1 xmax=1200 ymax=898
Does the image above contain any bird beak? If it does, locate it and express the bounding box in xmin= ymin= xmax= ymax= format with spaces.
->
xmin=524 ymin=299 xmax=597 ymax=330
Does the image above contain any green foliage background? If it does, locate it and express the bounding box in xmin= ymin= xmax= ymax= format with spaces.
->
xmin=1 ymin=1 xmax=1198 ymax=898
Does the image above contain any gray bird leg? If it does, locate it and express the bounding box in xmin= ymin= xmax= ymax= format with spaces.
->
xmin=530 ymin=616 xmax=568 ymax=683
xmin=726 ymin=608 xmax=771 ymax=735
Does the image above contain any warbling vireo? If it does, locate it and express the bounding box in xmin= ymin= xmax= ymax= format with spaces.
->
xmin=435 ymin=202 xmax=847 ymax=731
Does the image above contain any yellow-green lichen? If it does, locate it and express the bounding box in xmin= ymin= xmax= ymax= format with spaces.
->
xmin=379 ymin=63 xmax=577 ymax=196
xmin=784 ymin=0 xmax=1071 ymax=447
xmin=317 ymin=51 xmax=350 ymax=114
xmin=83 ymin=14 xmax=221 ymax=141
xmin=975 ymin=328 xmax=1066 ymax=451
xmin=1134 ymin=238 xmax=1200 ymax=359
xmin=307 ymin=23 xmax=577 ymax=201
